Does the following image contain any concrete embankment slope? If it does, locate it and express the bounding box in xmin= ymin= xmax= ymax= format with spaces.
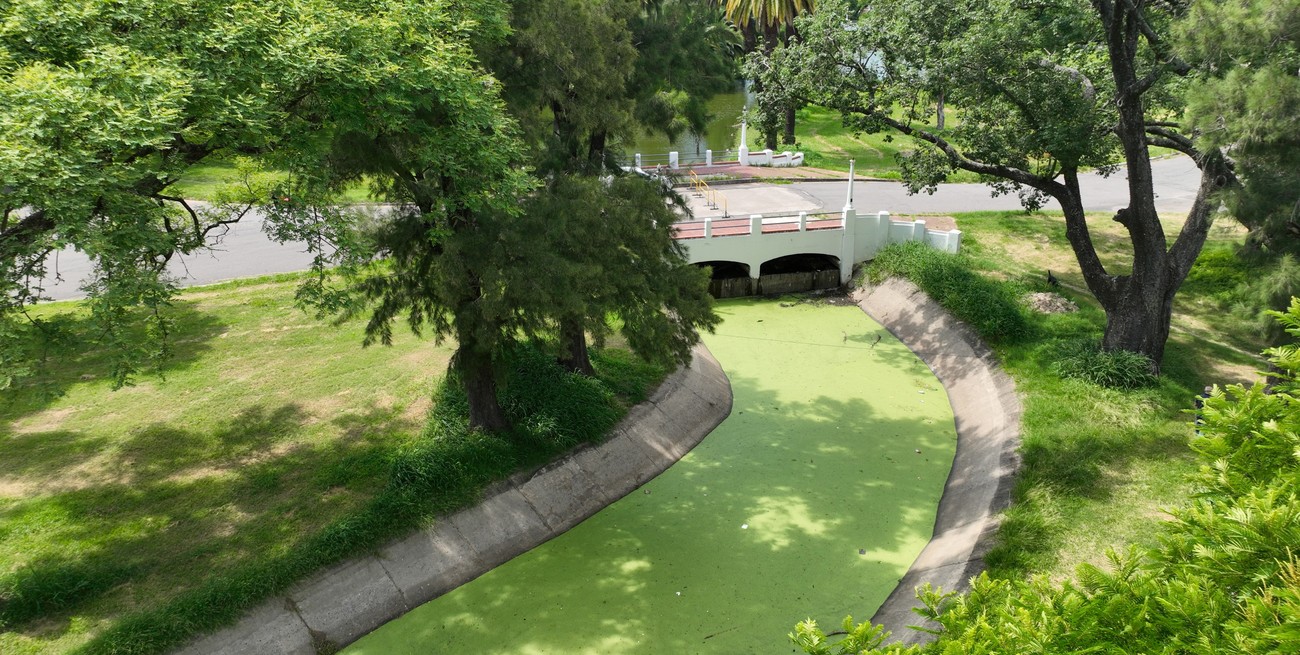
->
xmin=856 ymin=279 xmax=1023 ymax=644
xmin=174 ymin=346 xmax=732 ymax=655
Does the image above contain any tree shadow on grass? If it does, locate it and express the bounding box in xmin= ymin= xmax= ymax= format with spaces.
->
xmin=0 ymin=299 xmax=227 ymax=418
xmin=0 ymin=402 xmax=421 ymax=639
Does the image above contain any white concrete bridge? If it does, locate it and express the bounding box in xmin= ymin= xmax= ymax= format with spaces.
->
xmin=671 ymin=164 xmax=963 ymax=291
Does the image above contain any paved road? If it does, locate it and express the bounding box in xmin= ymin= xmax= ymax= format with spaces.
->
xmin=686 ymin=155 xmax=1201 ymax=219
xmin=37 ymin=156 xmax=1202 ymax=301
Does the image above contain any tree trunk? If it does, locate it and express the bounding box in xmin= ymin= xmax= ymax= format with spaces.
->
xmin=557 ymin=315 xmax=594 ymax=376
xmin=762 ymin=21 xmax=779 ymax=151
xmin=455 ymin=336 xmax=509 ymax=432
xmin=782 ymin=105 xmax=796 ymax=146
xmin=935 ymin=91 xmax=945 ymax=130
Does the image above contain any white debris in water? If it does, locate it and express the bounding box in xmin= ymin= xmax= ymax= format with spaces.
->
xmin=741 ymin=523 xmax=749 ymax=529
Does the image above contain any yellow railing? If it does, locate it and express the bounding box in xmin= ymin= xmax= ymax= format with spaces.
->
xmin=688 ymin=171 xmax=728 ymax=218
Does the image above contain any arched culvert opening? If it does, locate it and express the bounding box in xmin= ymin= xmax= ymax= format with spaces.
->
xmin=697 ymin=261 xmax=754 ymax=299
xmin=757 ymin=254 xmax=841 ymax=295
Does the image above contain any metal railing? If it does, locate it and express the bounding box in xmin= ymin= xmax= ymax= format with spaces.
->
xmin=688 ymin=171 xmax=728 ymax=218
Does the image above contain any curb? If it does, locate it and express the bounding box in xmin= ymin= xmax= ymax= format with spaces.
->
xmin=855 ymin=279 xmax=1022 ymax=645
xmin=173 ymin=345 xmax=733 ymax=655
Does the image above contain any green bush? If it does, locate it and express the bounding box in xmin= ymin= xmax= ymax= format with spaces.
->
xmin=867 ymin=242 xmax=1031 ymax=344
xmin=1046 ymin=338 xmax=1157 ymax=389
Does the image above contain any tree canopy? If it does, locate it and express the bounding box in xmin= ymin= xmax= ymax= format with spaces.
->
xmin=1179 ymin=0 xmax=1300 ymax=256
xmin=755 ymin=0 xmax=1247 ymax=370
xmin=0 ymin=0 xmax=518 ymax=391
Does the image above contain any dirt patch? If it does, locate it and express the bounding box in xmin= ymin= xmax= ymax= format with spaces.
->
xmin=1024 ymin=292 xmax=1079 ymax=314
xmin=904 ymin=215 xmax=959 ymax=232
xmin=11 ymin=407 xmax=76 ymax=434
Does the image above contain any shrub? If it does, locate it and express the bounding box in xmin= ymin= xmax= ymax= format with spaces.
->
xmin=1046 ymin=338 xmax=1157 ymax=389
xmin=867 ymin=242 xmax=1031 ymax=344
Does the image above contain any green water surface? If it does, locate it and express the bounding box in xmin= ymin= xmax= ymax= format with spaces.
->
xmin=345 ymin=300 xmax=956 ymax=654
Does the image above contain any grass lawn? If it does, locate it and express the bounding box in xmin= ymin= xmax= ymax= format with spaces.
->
xmin=0 ymin=275 xmax=446 ymax=654
xmin=0 ymin=275 xmax=666 ymax=655
xmin=884 ymin=208 xmax=1265 ymax=582
xmin=169 ymin=156 xmax=374 ymax=204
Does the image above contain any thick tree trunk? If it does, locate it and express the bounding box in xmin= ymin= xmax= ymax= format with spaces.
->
xmin=935 ymin=91 xmax=945 ymax=130
xmin=557 ymin=315 xmax=594 ymax=376
xmin=455 ymin=334 xmax=509 ymax=432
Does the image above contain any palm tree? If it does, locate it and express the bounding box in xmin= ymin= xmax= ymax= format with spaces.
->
xmin=718 ymin=1 xmax=815 ymax=148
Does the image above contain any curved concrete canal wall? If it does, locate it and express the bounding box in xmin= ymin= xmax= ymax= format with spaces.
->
xmin=856 ymin=279 xmax=1022 ymax=644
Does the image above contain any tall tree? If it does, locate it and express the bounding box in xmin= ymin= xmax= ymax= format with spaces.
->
xmin=479 ymin=0 xmax=724 ymax=376
xmin=759 ymin=0 xmax=1240 ymax=370
xmin=721 ymin=0 xmax=815 ymax=148
xmin=0 ymin=0 xmax=463 ymax=388
xmin=0 ymin=0 xmax=529 ymax=428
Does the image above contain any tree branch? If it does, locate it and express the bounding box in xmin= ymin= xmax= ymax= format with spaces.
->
xmin=1144 ymin=125 xmax=1198 ymax=156
xmin=845 ymin=105 xmax=1064 ymax=195
xmin=1038 ymin=58 xmax=1097 ymax=103
xmin=1168 ymin=149 xmax=1236 ymax=281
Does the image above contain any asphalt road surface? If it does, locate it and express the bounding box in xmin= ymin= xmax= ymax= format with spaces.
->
xmin=36 ymin=156 xmax=1203 ymax=301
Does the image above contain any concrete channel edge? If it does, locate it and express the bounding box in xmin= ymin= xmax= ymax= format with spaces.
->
xmin=855 ymin=278 xmax=1023 ymax=645
xmin=173 ymin=344 xmax=733 ymax=655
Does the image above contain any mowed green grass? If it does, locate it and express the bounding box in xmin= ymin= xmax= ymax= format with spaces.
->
xmin=0 ymin=275 xmax=447 ymax=654
xmin=754 ymin=105 xmax=980 ymax=182
xmin=169 ymin=157 xmax=374 ymax=203
xmin=344 ymin=299 xmax=957 ymax=655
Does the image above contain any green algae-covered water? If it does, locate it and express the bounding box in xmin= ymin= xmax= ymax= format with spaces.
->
xmin=344 ymin=300 xmax=956 ymax=654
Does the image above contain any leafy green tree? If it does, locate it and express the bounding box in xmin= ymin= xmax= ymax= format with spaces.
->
xmin=0 ymin=0 xmax=531 ymax=430
xmin=757 ymin=0 xmax=1240 ymax=371
xmin=721 ymin=0 xmax=815 ymax=148
xmin=0 ymin=0 xmax=336 ymax=387
xmin=515 ymin=174 xmax=718 ymax=375
xmin=480 ymin=0 xmax=722 ymax=376
xmin=791 ymin=299 xmax=1300 ymax=654
xmin=1178 ymin=0 xmax=1300 ymax=257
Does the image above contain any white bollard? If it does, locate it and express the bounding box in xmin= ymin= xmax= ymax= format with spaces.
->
xmin=669 ymin=151 xmax=679 ymax=169
xmin=706 ymin=149 xmax=713 ymax=167
xmin=798 ymin=212 xmax=808 ymax=232
xmin=704 ymin=217 xmax=713 ymax=239
xmin=634 ymin=153 xmax=642 ymax=169
xmin=750 ymin=214 xmax=763 ymax=236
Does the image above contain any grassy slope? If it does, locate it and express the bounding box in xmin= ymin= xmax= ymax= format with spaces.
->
xmin=0 ymin=276 xmax=445 ymax=654
xmin=0 ymin=275 xmax=665 ymax=655
xmin=930 ymin=210 xmax=1263 ymax=580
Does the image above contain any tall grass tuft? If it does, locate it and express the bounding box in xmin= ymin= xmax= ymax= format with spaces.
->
xmin=867 ymin=242 xmax=1032 ymax=344
xmin=1045 ymin=338 xmax=1158 ymax=389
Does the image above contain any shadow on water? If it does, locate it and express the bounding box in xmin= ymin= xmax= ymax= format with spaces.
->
xmin=347 ymin=303 xmax=957 ymax=655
